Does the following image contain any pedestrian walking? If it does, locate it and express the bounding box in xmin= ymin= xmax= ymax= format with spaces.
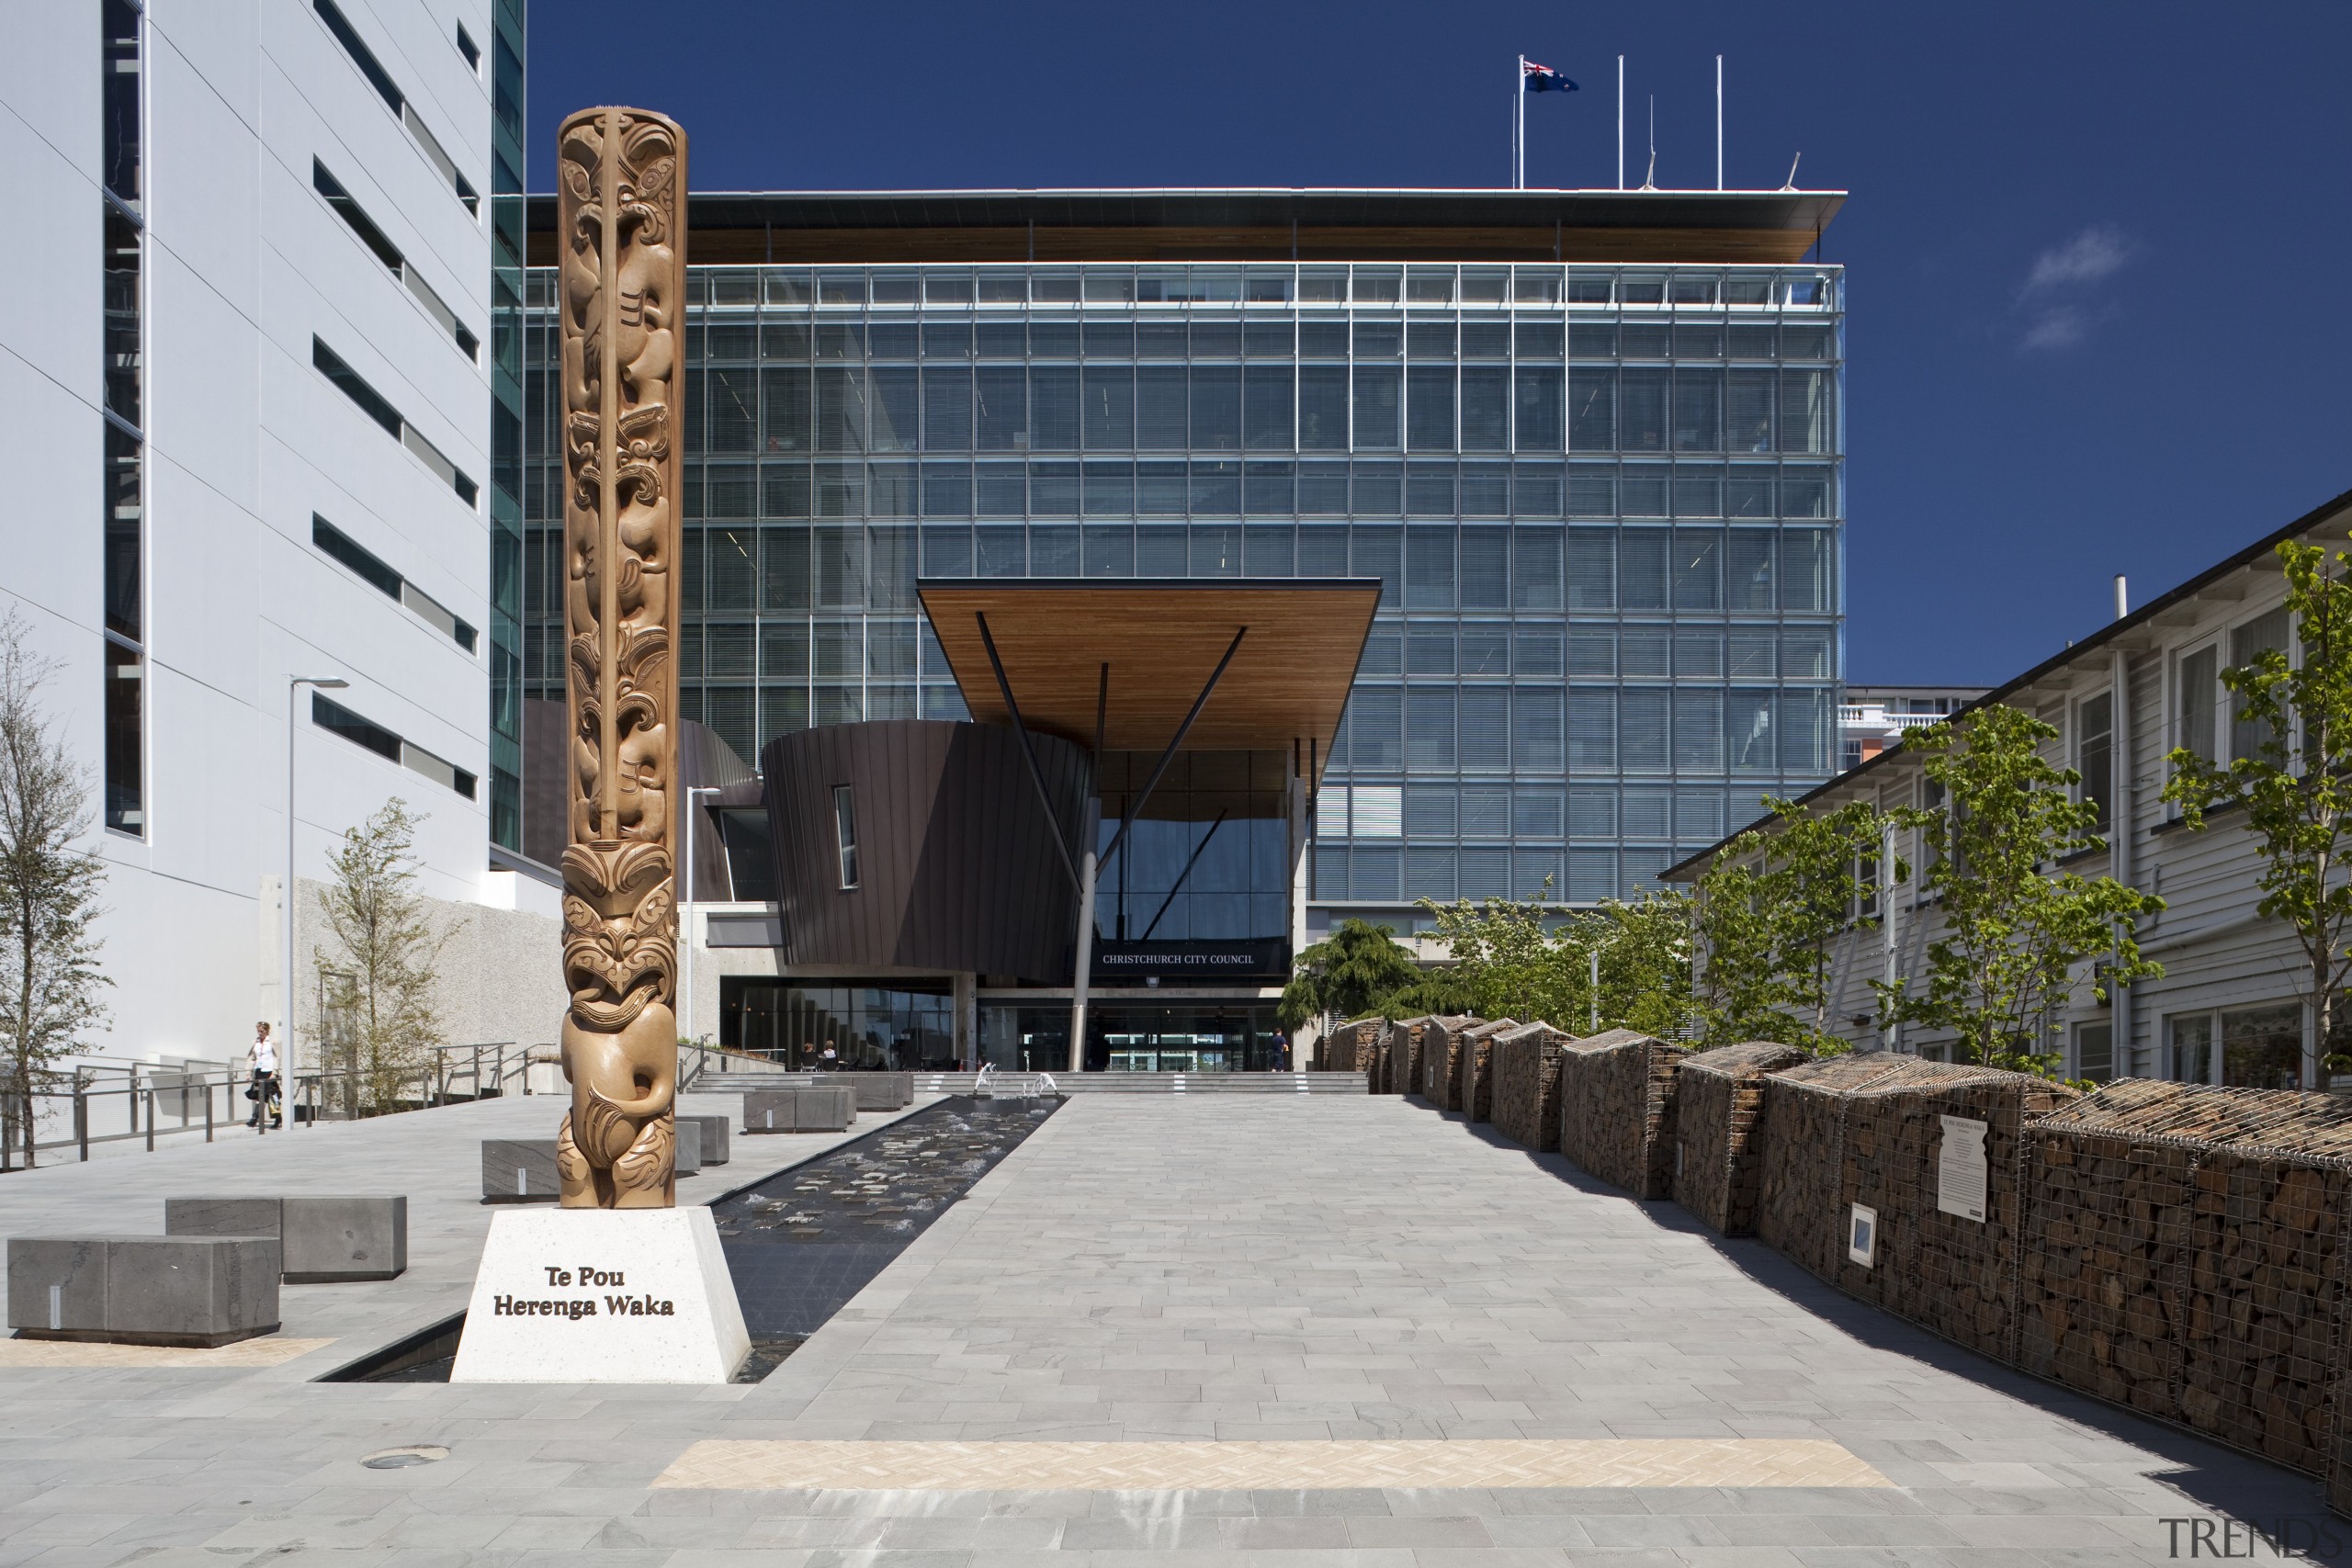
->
xmin=246 ymin=1022 xmax=281 ymax=1131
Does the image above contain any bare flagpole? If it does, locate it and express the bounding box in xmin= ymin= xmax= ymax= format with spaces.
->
xmin=1715 ymin=54 xmax=1724 ymax=190
xmin=1615 ymin=55 xmax=1624 ymax=191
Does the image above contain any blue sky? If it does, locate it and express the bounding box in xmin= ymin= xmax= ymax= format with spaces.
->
xmin=528 ymin=2 xmax=2352 ymax=686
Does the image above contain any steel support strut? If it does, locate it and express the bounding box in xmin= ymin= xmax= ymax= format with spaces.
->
xmin=1101 ymin=626 xmax=1248 ymax=865
xmin=976 ymin=612 xmax=1082 ymax=890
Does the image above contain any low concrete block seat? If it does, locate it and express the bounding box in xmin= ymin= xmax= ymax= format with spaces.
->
xmin=674 ymin=1118 xmax=702 ymax=1177
xmin=482 ymin=1139 xmax=560 ymax=1202
xmin=684 ymin=1114 xmax=730 ymax=1166
xmin=742 ymin=1088 xmax=854 ymax=1134
xmin=810 ymin=1073 xmax=913 ymax=1111
xmin=6 ymin=1235 xmax=280 ymax=1348
xmin=164 ymin=1196 xmax=406 ymax=1282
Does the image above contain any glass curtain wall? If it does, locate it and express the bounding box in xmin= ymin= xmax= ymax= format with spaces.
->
xmin=484 ymin=0 xmax=526 ymax=851
xmin=522 ymin=262 xmax=1843 ymax=904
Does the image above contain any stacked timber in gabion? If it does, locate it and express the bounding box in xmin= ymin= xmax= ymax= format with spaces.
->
xmin=1453 ymin=1019 xmax=1519 ymax=1123
xmin=1388 ymin=1016 xmax=1443 ymax=1101
xmin=1758 ymin=1055 xmax=2075 ymax=1362
xmin=1668 ymin=1041 xmax=1809 ymax=1235
xmin=1488 ymin=1022 xmax=1572 ymax=1151
xmin=1556 ymin=1029 xmax=1688 ymax=1197
xmin=1319 ymin=1018 xmax=1388 ymax=1077
xmin=1423 ymin=1016 xmax=1481 ymax=1111
xmin=2019 ymin=1081 xmax=2352 ymax=1484
xmin=1754 ymin=1055 xmax=1939 ymax=1278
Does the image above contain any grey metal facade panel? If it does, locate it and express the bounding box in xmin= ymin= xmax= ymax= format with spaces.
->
xmin=763 ymin=720 xmax=1085 ymax=982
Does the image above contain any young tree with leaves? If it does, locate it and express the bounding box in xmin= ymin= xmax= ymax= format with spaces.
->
xmin=1416 ymin=891 xmax=1559 ymax=1021
xmin=2164 ymin=538 xmax=2352 ymax=1080
xmin=1565 ymin=891 xmax=1701 ymax=1039
xmin=1877 ymin=704 xmax=2162 ymax=1075
xmin=313 ymin=797 xmax=452 ymax=1114
xmin=1276 ymin=916 xmax=1423 ymax=1033
xmin=1695 ymin=796 xmax=1895 ymax=1052
xmin=0 ymin=615 xmax=110 ymax=1168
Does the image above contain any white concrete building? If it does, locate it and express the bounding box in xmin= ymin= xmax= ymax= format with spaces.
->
xmin=1670 ymin=485 xmax=2352 ymax=1090
xmin=2 ymin=0 xmax=556 ymax=1089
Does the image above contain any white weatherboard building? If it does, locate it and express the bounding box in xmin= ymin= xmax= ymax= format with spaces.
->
xmin=3 ymin=0 xmax=558 ymax=1096
xmin=1669 ymin=485 xmax=2352 ymax=1090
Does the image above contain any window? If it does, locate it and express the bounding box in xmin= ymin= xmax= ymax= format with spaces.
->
xmin=2075 ymin=1021 xmax=2112 ymax=1084
xmin=2229 ymin=608 xmax=2290 ymax=763
xmin=2075 ymin=691 xmax=2113 ymax=834
xmin=2222 ymin=1002 xmax=2301 ymax=1089
xmin=454 ymin=20 xmax=480 ymax=69
xmin=2166 ymin=1011 xmax=2214 ymax=1085
xmin=312 ymin=162 xmax=479 ymax=359
xmin=313 ymin=0 xmax=479 ymax=214
xmin=314 ymin=338 xmax=479 ymax=504
xmin=2176 ymin=645 xmax=2217 ymax=770
xmin=832 ymin=785 xmax=860 ymax=888
xmin=101 ymin=3 xmax=144 ymax=837
xmin=313 ymin=693 xmax=477 ymax=798
xmin=312 ymin=515 xmax=479 ymax=651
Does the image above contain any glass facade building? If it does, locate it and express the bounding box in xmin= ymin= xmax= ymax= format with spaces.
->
xmin=520 ymin=196 xmax=1844 ymax=922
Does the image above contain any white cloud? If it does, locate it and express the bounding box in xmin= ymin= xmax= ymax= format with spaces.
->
xmin=2016 ymin=225 xmax=2134 ymax=352
xmin=2019 ymin=306 xmax=2091 ymax=352
xmin=2022 ymin=225 xmax=2133 ymax=296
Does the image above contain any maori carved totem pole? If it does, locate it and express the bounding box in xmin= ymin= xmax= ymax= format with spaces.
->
xmin=555 ymin=107 xmax=686 ymax=1208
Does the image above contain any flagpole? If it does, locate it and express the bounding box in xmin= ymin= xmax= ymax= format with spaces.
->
xmin=1514 ymin=56 xmax=1524 ymax=189
xmin=1615 ymin=55 xmax=1624 ymax=191
xmin=1715 ymin=54 xmax=1724 ymax=190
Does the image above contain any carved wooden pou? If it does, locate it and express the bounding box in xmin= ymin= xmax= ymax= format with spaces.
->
xmin=553 ymin=107 xmax=685 ymax=1208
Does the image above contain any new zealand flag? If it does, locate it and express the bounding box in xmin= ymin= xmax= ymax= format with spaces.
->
xmin=1522 ymin=60 xmax=1577 ymax=93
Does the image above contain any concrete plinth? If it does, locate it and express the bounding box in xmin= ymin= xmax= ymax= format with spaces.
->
xmin=742 ymin=1089 xmax=854 ymax=1134
xmin=674 ymin=1119 xmax=702 ymax=1177
xmin=6 ymin=1235 xmax=280 ymax=1348
xmin=684 ymin=1114 xmax=729 ymax=1165
xmin=164 ymin=1196 xmax=407 ymax=1282
xmin=448 ymin=1207 xmax=750 ymax=1383
xmin=481 ymin=1139 xmax=560 ymax=1202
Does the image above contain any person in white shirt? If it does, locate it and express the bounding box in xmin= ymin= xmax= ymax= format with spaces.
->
xmin=247 ymin=1023 xmax=280 ymax=1130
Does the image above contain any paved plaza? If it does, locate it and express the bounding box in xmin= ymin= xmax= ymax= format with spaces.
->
xmin=0 ymin=1092 xmax=2335 ymax=1565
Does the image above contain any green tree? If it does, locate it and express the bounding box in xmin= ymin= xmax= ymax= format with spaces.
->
xmin=313 ymin=798 xmax=452 ymax=1114
xmin=1694 ymin=796 xmax=1894 ymax=1052
xmin=1277 ymin=917 xmax=1422 ymax=1032
xmin=1561 ymin=891 xmax=1700 ymax=1039
xmin=1877 ymin=704 xmax=2162 ymax=1075
xmin=1416 ymin=891 xmax=1558 ymax=1021
xmin=0 ymin=615 xmax=110 ymax=1168
xmin=2163 ymin=538 xmax=2352 ymax=1077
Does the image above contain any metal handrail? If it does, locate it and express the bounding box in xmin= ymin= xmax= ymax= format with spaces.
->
xmin=2 ymin=1067 xmax=250 ymax=1169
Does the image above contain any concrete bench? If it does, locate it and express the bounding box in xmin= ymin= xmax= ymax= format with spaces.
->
xmin=682 ymin=1113 xmax=730 ymax=1166
xmin=483 ymin=1122 xmax=707 ymax=1201
xmin=810 ymin=1073 xmax=913 ymax=1111
xmin=743 ymin=1088 xmax=854 ymax=1134
xmin=482 ymin=1139 xmax=560 ymax=1202
xmin=6 ymin=1235 xmax=280 ymax=1348
xmin=164 ymin=1196 xmax=406 ymax=1282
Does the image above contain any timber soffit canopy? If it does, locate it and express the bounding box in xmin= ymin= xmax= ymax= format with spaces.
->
xmin=526 ymin=187 xmax=1846 ymax=265
xmin=915 ymin=579 xmax=1380 ymax=780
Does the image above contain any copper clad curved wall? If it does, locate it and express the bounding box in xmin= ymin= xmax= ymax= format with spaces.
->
xmin=761 ymin=720 xmax=1085 ymax=982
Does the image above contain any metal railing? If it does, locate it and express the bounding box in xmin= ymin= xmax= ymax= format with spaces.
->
xmin=675 ymin=1041 xmax=804 ymax=1091
xmin=2 ymin=1064 xmax=252 ymax=1169
xmin=0 ymin=1042 xmax=554 ymax=1171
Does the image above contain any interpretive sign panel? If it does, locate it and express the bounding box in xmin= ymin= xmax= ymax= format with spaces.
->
xmin=1936 ymin=1115 xmax=1989 ymax=1224
xmin=449 ymin=1208 xmax=749 ymax=1383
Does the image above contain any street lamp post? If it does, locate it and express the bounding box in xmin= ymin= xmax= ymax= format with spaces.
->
xmin=286 ymin=676 xmax=348 ymax=1093
xmin=679 ymin=784 xmax=722 ymax=1054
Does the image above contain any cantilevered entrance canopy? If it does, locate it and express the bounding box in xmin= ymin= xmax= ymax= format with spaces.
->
xmin=916 ymin=579 xmax=1381 ymax=783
